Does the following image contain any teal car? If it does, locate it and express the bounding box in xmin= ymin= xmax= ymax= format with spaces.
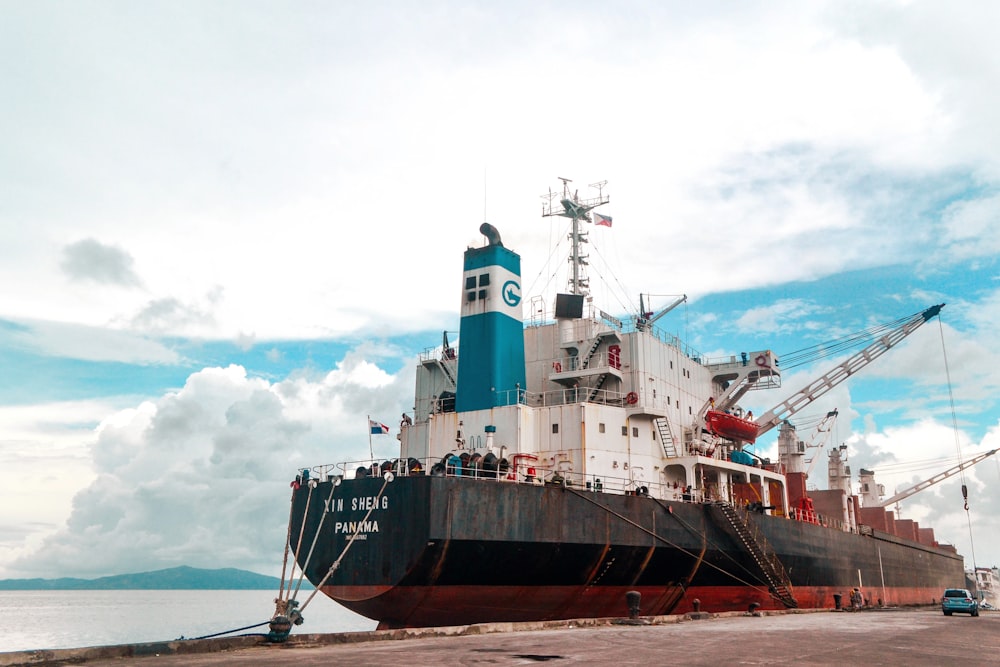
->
xmin=942 ymin=588 xmax=979 ymax=616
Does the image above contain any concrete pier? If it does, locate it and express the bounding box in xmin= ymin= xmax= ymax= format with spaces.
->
xmin=2 ymin=608 xmax=996 ymax=666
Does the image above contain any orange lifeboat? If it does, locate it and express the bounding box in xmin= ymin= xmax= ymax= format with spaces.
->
xmin=705 ymin=410 xmax=759 ymax=444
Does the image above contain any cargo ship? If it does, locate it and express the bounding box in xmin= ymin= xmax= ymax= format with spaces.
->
xmin=282 ymin=179 xmax=965 ymax=629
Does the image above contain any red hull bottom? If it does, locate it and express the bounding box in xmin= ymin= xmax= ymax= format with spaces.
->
xmin=324 ymin=584 xmax=943 ymax=629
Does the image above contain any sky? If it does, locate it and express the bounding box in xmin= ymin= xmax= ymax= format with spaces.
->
xmin=2 ymin=0 xmax=1000 ymax=581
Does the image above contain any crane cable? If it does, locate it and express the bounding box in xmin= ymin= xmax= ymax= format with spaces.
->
xmin=938 ymin=316 xmax=978 ymax=577
xmin=778 ymin=310 xmax=920 ymax=370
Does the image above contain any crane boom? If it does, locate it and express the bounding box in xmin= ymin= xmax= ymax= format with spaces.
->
xmin=874 ymin=448 xmax=999 ymax=507
xmin=637 ymin=294 xmax=687 ymax=331
xmin=753 ymin=304 xmax=944 ymax=438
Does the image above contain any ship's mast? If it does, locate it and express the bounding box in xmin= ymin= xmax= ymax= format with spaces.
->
xmin=541 ymin=178 xmax=609 ymax=297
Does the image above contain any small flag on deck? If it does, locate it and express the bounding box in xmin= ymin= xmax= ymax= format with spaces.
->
xmin=369 ymin=419 xmax=390 ymax=435
xmin=594 ymin=212 xmax=613 ymax=227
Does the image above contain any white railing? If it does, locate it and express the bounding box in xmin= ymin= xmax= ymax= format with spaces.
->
xmin=300 ymin=457 xmax=711 ymax=506
xmin=295 ymin=460 xmax=855 ymax=535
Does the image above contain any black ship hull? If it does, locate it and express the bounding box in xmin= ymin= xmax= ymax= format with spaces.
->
xmin=289 ymin=474 xmax=963 ymax=628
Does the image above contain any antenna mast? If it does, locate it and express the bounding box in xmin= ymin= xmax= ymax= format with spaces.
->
xmin=541 ymin=178 xmax=609 ymax=296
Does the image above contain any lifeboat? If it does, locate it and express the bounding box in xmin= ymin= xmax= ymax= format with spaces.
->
xmin=705 ymin=410 xmax=759 ymax=444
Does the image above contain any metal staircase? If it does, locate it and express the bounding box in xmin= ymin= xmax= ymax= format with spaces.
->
xmin=654 ymin=416 xmax=678 ymax=457
xmin=587 ymin=373 xmax=608 ymax=402
xmin=581 ymin=336 xmax=603 ymax=369
xmin=435 ymin=358 xmax=457 ymax=389
xmin=716 ymin=503 xmax=797 ymax=608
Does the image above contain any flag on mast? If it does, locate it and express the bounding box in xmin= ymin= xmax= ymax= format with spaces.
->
xmin=369 ymin=419 xmax=390 ymax=435
xmin=594 ymin=212 xmax=613 ymax=227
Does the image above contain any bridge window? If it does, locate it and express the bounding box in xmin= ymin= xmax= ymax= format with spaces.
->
xmin=599 ymin=423 xmax=606 ymax=433
xmin=632 ymin=427 xmax=639 ymax=437
xmin=552 ymin=423 xmax=559 ymax=434
xmin=621 ymin=426 xmax=628 ymax=436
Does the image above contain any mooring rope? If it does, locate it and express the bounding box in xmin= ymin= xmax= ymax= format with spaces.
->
xmin=296 ymin=474 xmax=392 ymax=615
xmin=291 ymin=480 xmax=341 ymax=601
xmin=564 ymin=486 xmax=775 ymax=599
xmin=279 ymin=480 xmax=315 ymax=603
xmin=184 ymin=620 xmax=272 ymax=641
xmin=276 ymin=483 xmax=298 ymax=603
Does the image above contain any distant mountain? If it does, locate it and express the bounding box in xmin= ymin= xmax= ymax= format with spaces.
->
xmin=0 ymin=566 xmax=283 ymax=590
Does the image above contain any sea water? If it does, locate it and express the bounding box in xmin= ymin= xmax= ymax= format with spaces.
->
xmin=0 ymin=589 xmax=377 ymax=654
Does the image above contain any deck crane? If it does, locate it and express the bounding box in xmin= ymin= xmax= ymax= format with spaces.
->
xmin=803 ymin=409 xmax=839 ymax=478
xmin=752 ymin=304 xmax=944 ymax=438
xmin=872 ymin=448 xmax=999 ymax=508
xmin=636 ymin=293 xmax=687 ymax=331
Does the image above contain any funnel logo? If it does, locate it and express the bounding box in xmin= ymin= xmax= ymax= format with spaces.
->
xmin=502 ymin=280 xmax=521 ymax=307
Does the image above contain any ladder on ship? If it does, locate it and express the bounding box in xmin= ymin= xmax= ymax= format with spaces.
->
xmin=581 ymin=335 xmax=603 ymax=369
xmin=655 ymin=416 xmax=678 ymax=457
xmin=716 ymin=503 xmax=798 ymax=608
xmin=588 ymin=373 xmax=608 ymax=402
xmin=435 ymin=357 xmax=457 ymax=389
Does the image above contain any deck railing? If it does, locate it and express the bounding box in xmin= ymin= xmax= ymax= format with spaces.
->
xmin=296 ymin=458 xmax=860 ymax=536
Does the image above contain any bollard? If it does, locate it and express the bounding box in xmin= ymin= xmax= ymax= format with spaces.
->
xmin=833 ymin=593 xmax=842 ymax=610
xmin=267 ymin=615 xmax=293 ymax=643
xmin=686 ymin=598 xmax=710 ymax=620
xmin=748 ymin=602 xmax=760 ymax=616
xmin=625 ymin=590 xmax=641 ymax=619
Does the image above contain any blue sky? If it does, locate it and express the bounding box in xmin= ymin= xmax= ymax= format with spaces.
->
xmin=2 ymin=0 xmax=1000 ymax=579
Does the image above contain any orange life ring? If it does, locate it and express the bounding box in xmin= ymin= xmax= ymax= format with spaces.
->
xmin=553 ymin=361 xmax=562 ymax=372
xmin=626 ymin=391 xmax=638 ymax=405
xmin=755 ymin=354 xmax=767 ymax=367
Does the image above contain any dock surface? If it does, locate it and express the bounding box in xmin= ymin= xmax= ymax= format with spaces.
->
xmin=4 ymin=608 xmax=997 ymax=666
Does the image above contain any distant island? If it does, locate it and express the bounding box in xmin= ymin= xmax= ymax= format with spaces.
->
xmin=0 ymin=565 xmax=283 ymax=591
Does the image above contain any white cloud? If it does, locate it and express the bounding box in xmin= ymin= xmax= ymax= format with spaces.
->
xmin=1 ymin=355 xmax=414 ymax=579
xmin=735 ymin=299 xmax=833 ymax=335
xmin=0 ymin=399 xmax=116 ymax=570
xmin=846 ymin=417 xmax=1000 ymax=559
xmin=0 ymin=318 xmax=181 ymax=365
xmin=2 ymin=1 xmax=998 ymax=340
xmin=940 ymin=195 xmax=1000 ymax=259
xmin=60 ymin=239 xmax=142 ymax=287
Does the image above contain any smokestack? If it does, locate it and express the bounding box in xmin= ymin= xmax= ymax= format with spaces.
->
xmin=455 ymin=226 xmax=526 ymax=413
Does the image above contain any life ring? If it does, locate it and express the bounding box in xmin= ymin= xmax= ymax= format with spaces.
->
xmin=553 ymin=361 xmax=562 ymax=373
xmin=626 ymin=391 xmax=638 ymax=405
xmin=755 ymin=354 xmax=768 ymax=367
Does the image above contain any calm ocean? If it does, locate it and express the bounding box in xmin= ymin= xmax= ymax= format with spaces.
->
xmin=0 ymin=589 xmax=377 ymax=654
